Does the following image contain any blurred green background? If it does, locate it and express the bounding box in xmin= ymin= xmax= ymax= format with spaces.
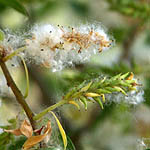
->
xmin=0 ymin=0 xmax=150 ymax=150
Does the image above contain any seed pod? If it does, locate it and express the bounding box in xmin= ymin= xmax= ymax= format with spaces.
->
xmin=124 ymin=80 xmax=135 ymax=84
xmin=111 ymin=73 xmax=121 ymax=80
xmin=80 ymin=81 xmax=92 ymax=92
xmin=99 ymin=77 xmax=107 ymax=84
xmin=93 ymin=97 xmax=104 ymax=109
xmin=68 ymin=100 xmax=80 ymax=110
xmin=91 ymin=77 xmax=106 ymax=89
xmin=105 ymin=87 xmax=118 ymax=92
xmin=109 ymin=80 xmax=121 ymax=86
xmin=100 ymin=94 xmax=105 ymax=103
xmin=71 ymin=91 xmax=82 ymax=99
xmin=96 ymin=89 xmax=111 ymax=94
xmin=79 ymin=96 xmax=88 ymax=110
xmin=113 ymin=86 xmax=127 ymax=95
xmin=120 ymin=72 xmax=130 ymax=80
xmin=64 ymin=88 xmax=76 ymax=100
xmin=85 ymin=92 xmax=100 ymax=97
xmin=119 ymin=80 xmax=131 ymax=87
xmin=77 ymin=81 xmax=86 ymax=90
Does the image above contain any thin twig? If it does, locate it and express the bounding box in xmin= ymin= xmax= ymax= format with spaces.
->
xmin=0 ymin=60 xmax=36 ymax=130
xmin=33 ymin=100 xmax=66 ymax=120
xmin=2 ymin=47 xmax=26 ymax=62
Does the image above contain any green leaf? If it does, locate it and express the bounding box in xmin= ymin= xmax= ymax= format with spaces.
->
xmin=66 ymin=136 xmax=76 ymax=150
xmin=0 ymin=0 xmax=28 ymax=16
xmin=0 ymin=30 xmax=5 ymax=41
xmin=59 ymin=135 xmax=76 ymax=150
xmin=68 ymin=100 xmax=80 ymax=110
xmin=93 ymin=97 xmax=104 ymax=109
xmin=50 ymin=111 xmax=67 ymax=150
xmin=120 ymin=72 xmax=130 ymax=79
xmin=96 ymin=89 xmax=111 ymax=94
xmin=79 ymin=96 xmax=88 ymax=110
xmin=113 ymin=86 xmax=127 ymax=95
xmin=80 ymin=81 xmax=92 ymax=92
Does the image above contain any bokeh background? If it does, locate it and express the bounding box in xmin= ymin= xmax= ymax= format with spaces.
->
xmin=0 ymin=0 xmax=150 ymax=150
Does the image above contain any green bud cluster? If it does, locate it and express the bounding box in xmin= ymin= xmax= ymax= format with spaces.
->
xmin=63 ymin=72 xmax=139 ymax=110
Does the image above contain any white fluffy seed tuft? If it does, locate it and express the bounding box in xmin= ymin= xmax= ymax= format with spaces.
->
xmin=23 ymin=23 xmax=113 ymax=71
xmin=0 ymin=23 xmax=113 ymax=71
xmin=106 ymin=87 xmax=144 ymax=105
xmin=0 ymin=74 xmax=13 ymax=98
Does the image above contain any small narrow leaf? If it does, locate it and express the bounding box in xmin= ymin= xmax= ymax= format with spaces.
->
xmin=90 ymin=77 xmax=106 ymax=89
xmin=93 ymin=97 xmax=104 ymax=109
xmin=111 ymin=73 xmax=121 ymax=80
xmin=68 ymin=101 xmax=80 ymax=110
xmin=80 ymin=81 xmax=92 ymax=92
xmin=125 ymin=80 xmax=135 ymax=84
xmin=50 ymin=111 xmax=67 ymax=150
xmin=64 ymin=88 xmax=76 ymax=100
xmin=100 ymin=94 xmax=105 ymax=103
xmin=100 ymin=77 xmax=106 ymax=84
xmin=79 ymin=96 xmax=88 ymax=110
xmin=66 ymin=136 xmax=76 ymax=150
xmin=96 ymin=77 xmax=107 ymax=88
xmin=96 ymin=89 xmax=111 ymax=94
xmin=113 ymin=86 xmax=127 ymax=95
xmin=85 ymin=92 xmax=100 ymax=97
xmin=120 ymin=72 xmax=129 ymax=79
xmin=119 ymin=80 xmax=131 ymax=87
xmin=105 ymin=87 xmax=118 ymax=92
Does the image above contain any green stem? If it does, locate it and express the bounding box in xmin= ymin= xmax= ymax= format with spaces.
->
xmin=3 ymin=46 xmax=26 ymax=62
xmin=33 ymin=100 xmax=66 ymax=120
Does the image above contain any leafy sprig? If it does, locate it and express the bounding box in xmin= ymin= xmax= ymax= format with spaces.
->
xmin=63 ymin=72 xmax=138 ymax=110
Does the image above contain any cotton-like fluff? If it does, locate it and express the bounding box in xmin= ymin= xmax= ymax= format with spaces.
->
xmin=0 ymin=30 xmax=23 ymax=67
xmin=0 ymin=74 xmax=13 ymax=98
xmin=97 ymin=76 xmax=144 ymax=105
xmin=24 ymin=25 xmax=63 ymax=67
xmin=24 ymin=23 xmax=113 ymax=71
xmin=105 ymin=83 xmax=144 ymax=105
